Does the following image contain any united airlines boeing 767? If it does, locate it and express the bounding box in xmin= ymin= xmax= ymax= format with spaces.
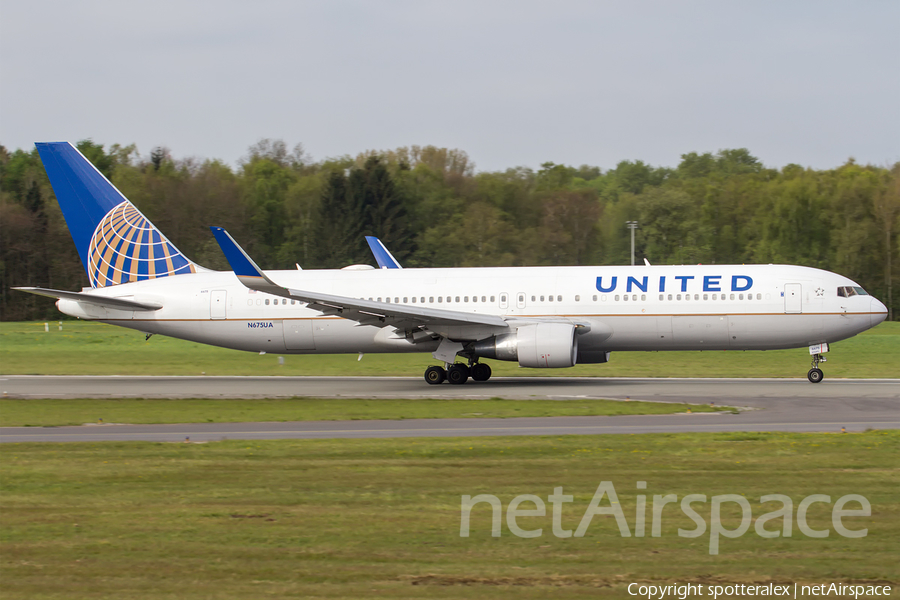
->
xmin=16 ymin=142 xmax=888 ymax=384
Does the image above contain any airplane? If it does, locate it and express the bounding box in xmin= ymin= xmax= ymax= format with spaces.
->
xmin=15 ymin=142 xmax=888 ymax=385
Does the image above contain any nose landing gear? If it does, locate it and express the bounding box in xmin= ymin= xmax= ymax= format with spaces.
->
xmin=808 ymin=353 xmax=826 ymax=383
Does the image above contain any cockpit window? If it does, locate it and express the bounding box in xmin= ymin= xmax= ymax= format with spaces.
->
xmin=837 ymin=286 xmax=869 ymax=297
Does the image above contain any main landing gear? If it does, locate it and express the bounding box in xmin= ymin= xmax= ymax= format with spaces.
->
xmin=808 ymin=353 xmax=826 ymax=384
xmin=423 ymin=361 xmax=492 ymax=385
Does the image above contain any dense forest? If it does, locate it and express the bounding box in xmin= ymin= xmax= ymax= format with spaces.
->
xmin=1 ymin=140 xmax=897 ymax=321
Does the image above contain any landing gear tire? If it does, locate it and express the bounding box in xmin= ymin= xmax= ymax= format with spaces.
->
xmin=471 ymin=363 xmax=492 ymax=382
xmin=447 ymin=364 xmax=470 ymax=385
xmin=808 ymin=351 xmax=826 ymax=384
xmin=424 ymin=366 xmax=446 ymax=385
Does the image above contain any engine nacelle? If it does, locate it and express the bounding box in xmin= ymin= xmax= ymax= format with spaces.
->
xmin=471 ymin=323 xmax=578 ymax=368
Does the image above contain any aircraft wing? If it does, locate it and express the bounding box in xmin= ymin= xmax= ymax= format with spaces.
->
xmin=13 ymin=287 xmax=163 ymax=311
xmin=211 ymin=227 xmax=508 ymax=332
xmin=365 ymin=236 xmax=402 ymax=269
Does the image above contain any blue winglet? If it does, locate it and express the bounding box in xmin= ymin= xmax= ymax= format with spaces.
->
xmin=365 ymin=236 xmax=402 ymax=269
xmin=210 ymin=227 xmax=265 ymax=278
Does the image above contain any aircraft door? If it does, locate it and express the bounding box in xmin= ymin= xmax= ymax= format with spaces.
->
xmin=784 ymin=283 xmax=802 ymax=314
xmin=284 ymin=319 xmax=316 ymax=350
xmin=210 ymin=290 xmax=227 ymax=319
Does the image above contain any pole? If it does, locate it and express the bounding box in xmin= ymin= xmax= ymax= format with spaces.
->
xmin=626 ymin=221 xmax=638 ymax=266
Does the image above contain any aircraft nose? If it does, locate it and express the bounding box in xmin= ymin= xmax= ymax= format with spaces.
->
xmin=871 ymin=298 xmax=888 ymax=327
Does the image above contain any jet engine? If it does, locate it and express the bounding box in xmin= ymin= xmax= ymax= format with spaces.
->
xmin=471 ymin=322 xmax=578 ymax=368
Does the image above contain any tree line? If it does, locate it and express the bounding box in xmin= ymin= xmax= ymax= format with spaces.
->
xmin=1 ymin=140 xmax=897 ymax=321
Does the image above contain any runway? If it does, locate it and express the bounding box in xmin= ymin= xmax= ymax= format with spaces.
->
xmin=1 ymin=376 xmax=897 ymax=442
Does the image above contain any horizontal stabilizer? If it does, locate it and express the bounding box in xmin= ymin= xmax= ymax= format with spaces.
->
xmin=13 ymin=287 xmax=163 ymax=311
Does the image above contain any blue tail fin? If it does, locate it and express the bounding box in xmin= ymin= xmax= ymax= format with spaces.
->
xmin=35 ymin=142 xmax=197 ymax=288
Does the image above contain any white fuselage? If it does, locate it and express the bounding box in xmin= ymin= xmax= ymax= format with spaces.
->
xmin=56 ymin=264 xmax=886 ymax=361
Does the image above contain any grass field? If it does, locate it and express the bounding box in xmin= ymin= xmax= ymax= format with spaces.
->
xmin=2 ymin=431 xmax=898 ymax=599
xmin=1 ymin=321 xmax=898 ymax=378
xmin=0 ymin=396 xmax=728 ymax=428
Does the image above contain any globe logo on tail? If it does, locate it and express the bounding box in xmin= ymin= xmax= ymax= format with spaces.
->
xmin=87 ymin=201 xmax=195 ymax=288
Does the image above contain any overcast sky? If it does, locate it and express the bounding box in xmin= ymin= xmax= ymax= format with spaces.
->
xmin=1 ymin=1 xmax=898 ymax=172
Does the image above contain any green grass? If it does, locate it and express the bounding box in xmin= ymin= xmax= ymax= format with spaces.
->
xmin=0 ymin=396 xmax=727 ymax=427
xmin=2 ymin=321 xmax=898 ymax=378
xmin=2 ymin=431 xmax=898 ymax=599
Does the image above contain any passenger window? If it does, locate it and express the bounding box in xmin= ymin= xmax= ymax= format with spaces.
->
xmin=548 ymin=295 xmax=553 ymax=302
xmin=593 ymin=295 xmax=598 ymax=301
xmin=739 ymin=294 xmax=744 ymax=300
xmin=659 ymin=294 xmax=664 ymax=301
xmin=641 ymin=294 xmax=646 ymax=301
xmin=438 ymin=297 xmax=442 ymax=303
xmin=482 ymin=296 xmax=487 ymax=302
xmin=411 ymin=297 xmax=416 ymax=303
xmin=558 ymin=295 xmax=562 ymax=302
xmin=668 ymin=294 xmax=673 ymax=301
xmin=265 ymin=299 xmax=270 ymax=305
xmin=676 ymin=294 xmax=681 ymax=301
xmin=757 ymin=294 xmax=761 ymax=300
xmin=615 ymin=295 xmax=620 ymax=301
xmin=455 ymin=296 xmax=460 ymax=303
xmin=403 ymin=297 xmax=408 ymax=303
xmin=711 ymin=294 xmax=716 ymax=300
xmin=694 ymin=294 xmax=699 ymax=301
xmin=703 ymin=294 xmax=708 ymax=301
xmin=429 ymin=297 xmax=433 ymax=303
xmin=730 ymin=294 xmax=735 ymax=300
xmin=464 ymin=296 xmax=469 ymax=303
xmin=292 ymin=300 xmax=296 ymax=305
xmin=575 ymin=295 xmax=580 ymax=301
xmin=421 ymin=297 xmax=426 ymax=303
